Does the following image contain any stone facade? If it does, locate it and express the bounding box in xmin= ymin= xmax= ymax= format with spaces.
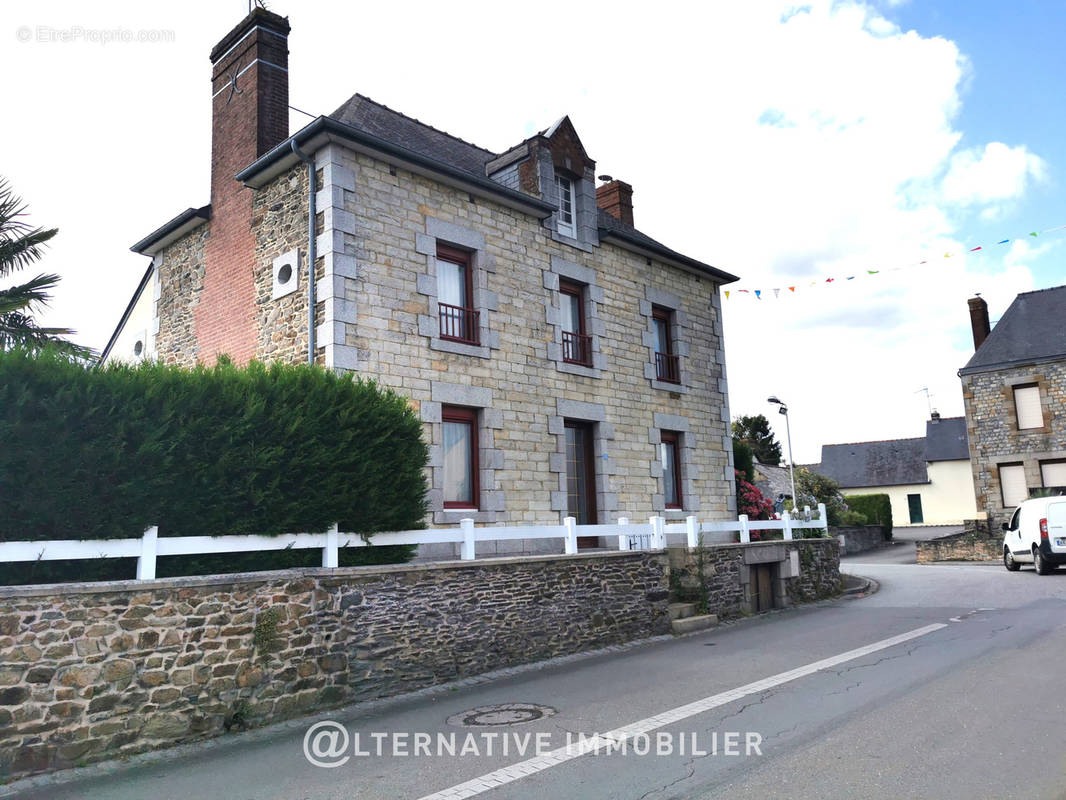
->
xmin=668 ymin=538 xmax=841 ymax=618
xmin=0 ymin=552 xmax=669 ymax=781
xmin=153 ymin=226 xmax=207 ymax=365
xmin=252 ymin=164 xmax=315 ymax=365
xmin=311 ymin=144 xmax=732 ymax=526
xmin=961 ymin=360 xmax=1066 ymax=526
xmin=153 ymin=139 xmax=735 ymax=530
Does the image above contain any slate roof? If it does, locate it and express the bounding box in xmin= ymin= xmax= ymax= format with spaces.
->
xmin=327 ymin=94 xmax=737 ymax=283
xmin=816 ymin=438 xmax=929 ymax=489
xmin=813 ymin=416 xmax=972 ymax=488
xmin=961 ymin=284 xmax=1066 ymax=374
xmin=753 ymin=460 xmax=794 ymax=499
xmin=924 ymin=416 xmax=969 ymax=462
xmin=330 ymin=93 xmax=496 ymax=177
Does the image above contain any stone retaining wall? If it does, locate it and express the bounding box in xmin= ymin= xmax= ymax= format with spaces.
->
xmin=834 ymin=525 xmax=886 ymax=556
xmin=916 ymin=530 xmax=1001 ymax=563
xmin=0 ymin=552 xmax=669 ymax=781
xmin=668 ymin=538 xmax=841 ymax=617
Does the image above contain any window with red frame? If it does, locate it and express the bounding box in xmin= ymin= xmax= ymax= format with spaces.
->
xmin=559 ymin=279 xmax=592 ymax=366
xmin=437 ymin=245 xmax=478 ymax=344
xmin=661 ymin=430 xmax=683 ymax=509
xmin=442 ymin=406 xmax=479 ymax=508
xmin=652 ymin=306 xmax=679 ymax=383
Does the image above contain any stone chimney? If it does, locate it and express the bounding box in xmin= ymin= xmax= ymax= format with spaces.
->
xmin=196 ymin=8 xmax=290 ymax=365
xmin=968 ymin=295 xmax=991 ymax=352
xmin=596 ymin=179 xmax=634 ymax=227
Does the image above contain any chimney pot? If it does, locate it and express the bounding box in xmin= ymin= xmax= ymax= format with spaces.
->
xmin=967 ymin=296 xmax=991 ymax=352
xmin=596 ymin=179 xmax=634 ymax=227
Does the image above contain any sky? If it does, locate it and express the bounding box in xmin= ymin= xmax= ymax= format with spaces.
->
xmin=2 ymin=0 xmax=1063 ymax=464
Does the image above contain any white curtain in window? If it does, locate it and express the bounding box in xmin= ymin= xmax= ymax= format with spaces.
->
xmin=999 ymin=464 xmax=1028 ymax=508
xmin=437 ymin=259 xmax=465 ymax=307
xmin=442 ymin=420 xmax=472 ymax=504
xmin=653 ymin=318 xmax=670 ymax=354
xmin=662 ymin=442 xmax=678 ymax=506
xmin=561 ymin=293 xmax=580 ymax=334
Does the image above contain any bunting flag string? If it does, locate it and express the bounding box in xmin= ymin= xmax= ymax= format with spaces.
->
xmin=722 ymin=222 xmax=1066 ymax=301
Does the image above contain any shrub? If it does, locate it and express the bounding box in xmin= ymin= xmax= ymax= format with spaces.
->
xmin=792 ymin=467 xmax=850 ymax=526
xmin=843 ymin=493 xmax=893 ymax=540
xmin=838 ymin=510 xmax=869 ymax=526
xmin=0 ymin=351 xmax=428 ymax=582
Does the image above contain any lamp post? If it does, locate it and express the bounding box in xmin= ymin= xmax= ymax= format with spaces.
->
xmin=767 ymin=396 xmax=797 ymax=514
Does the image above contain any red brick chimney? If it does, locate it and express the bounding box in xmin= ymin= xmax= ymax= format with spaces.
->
xmin=968 ymin=295 xmax=990 ymax=352
xmin=196 ymin=8 xmax=290 ymax=365
xmin=596 ymin=179 xmax=634 ymax=227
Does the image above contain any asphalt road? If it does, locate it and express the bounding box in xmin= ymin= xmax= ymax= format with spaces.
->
xmin=7 ymin=553 xmax=1066 ymax=800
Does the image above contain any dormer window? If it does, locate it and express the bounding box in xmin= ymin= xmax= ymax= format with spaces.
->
xmin=555 ymin=173 xmax=576 ymax=238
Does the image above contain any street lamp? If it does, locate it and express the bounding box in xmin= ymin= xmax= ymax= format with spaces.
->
xmin=767 ymin=396 xmax=797 ymax=514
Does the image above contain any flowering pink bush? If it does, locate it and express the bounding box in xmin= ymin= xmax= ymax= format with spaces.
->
xmin=735 ymin=469 xmax=775 ymax=541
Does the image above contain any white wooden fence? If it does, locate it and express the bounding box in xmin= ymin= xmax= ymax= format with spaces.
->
xmin=0 ymin=505 xmax=827 ymax=581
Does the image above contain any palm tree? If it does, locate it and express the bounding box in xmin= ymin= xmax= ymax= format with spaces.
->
xmin=0 ymin=178 xmax=91 ymax=358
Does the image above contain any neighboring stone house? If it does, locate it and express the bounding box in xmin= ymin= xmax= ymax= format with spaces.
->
xmin=102 ymin=9 xmax=739 ymax=544
xmin=960 ymin=287 xmax=1066 ymax=526
xmin=810 ymin=414 xmax=978 ymax=526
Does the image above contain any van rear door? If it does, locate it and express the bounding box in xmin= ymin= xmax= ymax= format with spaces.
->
xmin=1048 ymin=501 xmax=1066 ymax=552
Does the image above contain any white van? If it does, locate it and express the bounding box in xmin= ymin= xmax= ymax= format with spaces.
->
xmin=1002 ymin=495 xmax=1066 ymax=574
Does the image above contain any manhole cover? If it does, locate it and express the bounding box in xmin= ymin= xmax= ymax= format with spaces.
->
xmin=446 ymin=703 xmax=556 ymax=727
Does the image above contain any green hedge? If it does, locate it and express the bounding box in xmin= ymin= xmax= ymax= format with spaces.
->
xmin=0 ymin=351 xmax=428 ymax=578
xmin=843 ymin=494 xmax=893 ymax=540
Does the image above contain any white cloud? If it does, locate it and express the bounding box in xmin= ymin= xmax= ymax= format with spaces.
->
xmin=942 ymin=142 xmax=1048 ymax=212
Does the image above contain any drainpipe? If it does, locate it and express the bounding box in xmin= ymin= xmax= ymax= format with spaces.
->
xmin=290 ymin=139 xmax=316 ymax=364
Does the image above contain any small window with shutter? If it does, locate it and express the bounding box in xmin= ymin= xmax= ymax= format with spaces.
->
xmin=999 ymin=463 xmax=1028 ymax=508
xmin=1040 ymin=460 xmax=1066 ymax=489
xmin=1014 ymin=384 xmax=1043 ymax=430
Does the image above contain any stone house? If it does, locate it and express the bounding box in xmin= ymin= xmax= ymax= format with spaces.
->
xmin=101 ymin=9 xmax=739 ymax=543
xmin=810 ymin=414 xmax=978 ymax=526
xmin=960 ymin=287 xmax=1066 ymax=525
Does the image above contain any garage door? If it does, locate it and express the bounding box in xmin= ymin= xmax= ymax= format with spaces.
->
xmin=1041 ymin=461 xmax=1066 ymax=489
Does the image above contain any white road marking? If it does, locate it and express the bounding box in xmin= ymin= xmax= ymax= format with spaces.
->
xmin=418 ymin=622 xmax=948 ymax=800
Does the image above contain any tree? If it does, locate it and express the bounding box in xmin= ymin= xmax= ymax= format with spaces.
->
xmin=732 ymin=414 xmax=782 ymax=465
xmin=0 ymin=178 xmax=90 ymax=358
xmin=732 ymin=437 xmax=755 ymax=483
xmin=793 ymin=467 xmax=852 ymax=526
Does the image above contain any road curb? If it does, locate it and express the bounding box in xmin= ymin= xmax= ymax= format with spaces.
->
xmin=841 ymin=573 xmax=878 ymax=597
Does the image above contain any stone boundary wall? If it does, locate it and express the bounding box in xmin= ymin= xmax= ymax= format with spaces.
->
xmin=834 ymin=525 xmax=886 ymax=556
xmin=0 ymin=552 xmax=669 ymax=781
xmin=669 ymin=538 xmax=841 ymax=618
xmin=916 ymin=530 xmax=1001 ymax=563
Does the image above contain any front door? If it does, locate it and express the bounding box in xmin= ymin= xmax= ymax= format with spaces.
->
xmin=565 ymin=420 xmax=599 ymax=548
xmin=753 ymin=564 xmax=774 ymax=613
xmin=907 ymin=493 xmax=924 ymax=524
